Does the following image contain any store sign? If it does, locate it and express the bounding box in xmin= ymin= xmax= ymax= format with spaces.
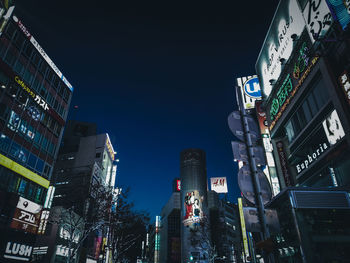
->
xmin=10 ymin=197 xmax=42 ymax=234
xmin=268 ymin=55 xmax=319 ymax=131
xmin=322 ymin=110 xmax=345 ymax=145
xmin=15 ymin=76 xmax=49 ymax=111
xmin=105 ymin=135 xmax=115 ymax=161
xmin=4 ymin=242 xmax=33 ymax=261
xmin=13 ymin=16 xmax=74 ymax=92
xmin=339 ymin=71 xmax=350 ymax=105
xmin=326 ymin=0 xmax=350 ymax=30
xmin=237 ymin=75 xmax=261 ymax=109
xmin=210 ymin=177 xmax=228 ymax=193
xmin=295 ymin=143 xmax=328 ymax=174
xmin=183 ymin=190 xmax=204 ymax=228
xmin=302 ymin=0 xmax=333 ymax=42
xmin=244 ymin=76 xmax=261 ymax=99
xmin=238 ymin=198 xmax=249 ymax=257
xmin=256 ymin=0 xmax=306 ymax=97
xmin=276 ymin=141 xmax=293 ymax=186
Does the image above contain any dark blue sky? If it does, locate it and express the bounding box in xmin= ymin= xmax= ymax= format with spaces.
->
xmin=15 ymin=0 xmax=278 ymax=219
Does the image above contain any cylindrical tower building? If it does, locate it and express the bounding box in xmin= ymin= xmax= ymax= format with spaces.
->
xmin=180 ymin=149 xmax=209 ymax=263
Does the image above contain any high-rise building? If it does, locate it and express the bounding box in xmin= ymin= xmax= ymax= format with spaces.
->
xmin=50 ymin=121 xmax=117 ymax=262
xmin=208 ymin=191 xmax=242 ymax=263
xmin=180 ymin=148 xmax=208 ymax=263
xmin=0 ymin=6 xmax=73 ymax=262
xmin=159 ymin=178 xmax=181 ymax=263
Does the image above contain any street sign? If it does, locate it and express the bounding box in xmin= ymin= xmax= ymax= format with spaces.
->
xmin=243 ymin=207 xmax=280 ymax=233
xmin=232 ymin=142 xmax=266 ymax=166
xmin=228 ymin=111 xmax=244 ymax=141
xmin=237 ymin=165 xmax=272 ymax=205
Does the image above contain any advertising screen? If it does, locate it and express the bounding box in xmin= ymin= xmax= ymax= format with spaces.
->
xmin=256 ymin=0 xmax=306 ymax=98
xmin=183 ymin=190 xmax=204 ymax=229
xmin=322 ymin=110 xmax=345 ymax=146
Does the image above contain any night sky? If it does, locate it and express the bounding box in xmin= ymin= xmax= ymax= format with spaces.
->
xmin=14 ymin=0 xmax=279 ymax=219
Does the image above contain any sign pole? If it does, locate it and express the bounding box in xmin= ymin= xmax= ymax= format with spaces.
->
xmin=236 ymin=86 xmax=274 ymax=262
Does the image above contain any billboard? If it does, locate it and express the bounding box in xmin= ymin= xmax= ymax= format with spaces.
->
xmin=210 ymin=177 xmax=228 ymax=193
xmin=237 ymin=76 xmax=261 ymax=109
xmin=322 ymin=110 xmax=345 ymax=145
xmin=12 ymin=16 xmax=74 ymax=92
xmin=183 ymin=190 xmax=204 ymax=228
xmin=10 ymin=197 xmax=42 ymax=234
xmin=256 ymin=0 xmax=306 ymax=98
xmin=301 ymin=0 xmax=333 ymax=42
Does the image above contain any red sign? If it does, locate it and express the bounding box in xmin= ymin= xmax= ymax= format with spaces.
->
xmin=176 ymin=180 xmax=181 ymax=191
xmin=255 ymin=100 xmax=269 ymax=135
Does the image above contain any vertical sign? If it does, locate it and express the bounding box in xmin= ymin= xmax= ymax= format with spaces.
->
xmin=339 ymin=71 xmax=350 ymax=105
xmin=276 ymin=141 xmax=293 ymax=187
xmin=238 ymin=198 xmax=249 ymax=258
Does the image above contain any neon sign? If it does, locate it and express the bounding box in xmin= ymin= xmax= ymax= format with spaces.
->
xmin=15 ymin=76 xmax=49 ymax=111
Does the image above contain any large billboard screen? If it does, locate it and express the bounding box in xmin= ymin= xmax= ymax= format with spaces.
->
xmin=256 ymin=0 xmax=306 ymax=98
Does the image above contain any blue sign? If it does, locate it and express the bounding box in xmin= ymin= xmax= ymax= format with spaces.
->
xmin=243 ymin=77 xmax=261 ymax=99
xmin=326 ymin=0 xmax=350 ymax=30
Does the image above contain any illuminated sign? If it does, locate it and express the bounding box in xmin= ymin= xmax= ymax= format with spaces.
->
xmin=237 ymin=75 xmax=261 ymax=109
xmin=4 ymin=242 xmax=33 ymax=261
xmin=183 ymin=190 xmax=204 ymax=228
xmin=10 ymin=197 xmax=42 ymax=234
xmin=12 ymin=16 xmax=74 ymax=92
xmin=244 ymin=77 xmax=261 ymax=99
xmin=322 ymin=110 xmax=345 ymax=145
xmin=0 ymin=153 xmax=49 ymax=188
xmin=176 ymin=179 xmax=181 ymax=191
xmin=276 ymin=141 xmax=293 ymax=187
xmin=256 ymin=0 xmax=306 ymax=97
xmin=238 ymin=198 xmax=249 ymax=258
xmin=302 ymin=0 xmax=332 ymax=42
xmin=268 ymin=56 xmax=319 ymax=131
xmin=15 ymin=76 xmax=49 ymax=111
xmin=105 ymin=134 xmax=115 ymax=161
xmin=296 ymin=143 xmax=328 ymax=174
xmin=210 ymin=177 xmax=228 ymax=193
xmin=339 ymin=71 xmax=350 ymax=105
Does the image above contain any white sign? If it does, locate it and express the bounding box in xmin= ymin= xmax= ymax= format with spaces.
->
xmin=4 ymin=242 xmax=33 ymax=261
xmin=12 ymin=16 xmax=74 ymax=92
xmin=210 ymin=177 xmax=228 ymax=193
xmin=302 ymin=0 xmax=333 ymax=42
xmin=256 ymin=0 xmax=306 ymax=97
xmin=322 ymin=110 xmax=345 ymax=145
xmin=17 ymin=197 xmax=42 ymax=214
xmin=237 ymin=75 xmax=261 ymax=109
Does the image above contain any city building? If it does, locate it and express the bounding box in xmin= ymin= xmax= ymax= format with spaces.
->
xmin=254 ymin=0 xmax=350 ymax=261
xmin=180 ymin=148 xmax=209 ymax=263
xmin=159 ymin=178 xmax=181 ymax=263
xmin=46 ymin=121 xmax=117 ymax=263
xmin=0 ymin=4 xmax=73 ymax=262
xmin=208 ymin=191 xmax=242 ymax=263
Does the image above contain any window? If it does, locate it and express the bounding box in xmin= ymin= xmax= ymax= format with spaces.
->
xmin=0 ymin=134 xmax=11 ymax=153
xmin=27 ymin=153 xmax=37 ymax=168
xmin=18 ymin=179 xmax=27 ymax=195
xmin=14 ymin=32 xmax=25 ymax=49
xmin=36 ymin=158 xmax=44 ymax=173
xmin=23 ymin=42 xmax=34 ymax=58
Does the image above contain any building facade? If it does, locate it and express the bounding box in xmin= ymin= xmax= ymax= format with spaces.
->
xmin=254 ymin=0 xmax=350 ymax=261
xmin=180 ymin=148 xmax=209 ymax=263
xmin=0 ymin=5 xmax=73 ymax=263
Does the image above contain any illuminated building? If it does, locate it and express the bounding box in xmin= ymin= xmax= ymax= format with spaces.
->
xmin=154 ymin=216 xmax=161 ymax=263
xmin=255 ymin=0 xmax=350 ymax=261
xmin=180 ymin=148 xmax=208 ymax=263
xmin=49 ymin=121 xmax=117 ymax=262
xmin=0 ymin=4 xmax=73 ymax=262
